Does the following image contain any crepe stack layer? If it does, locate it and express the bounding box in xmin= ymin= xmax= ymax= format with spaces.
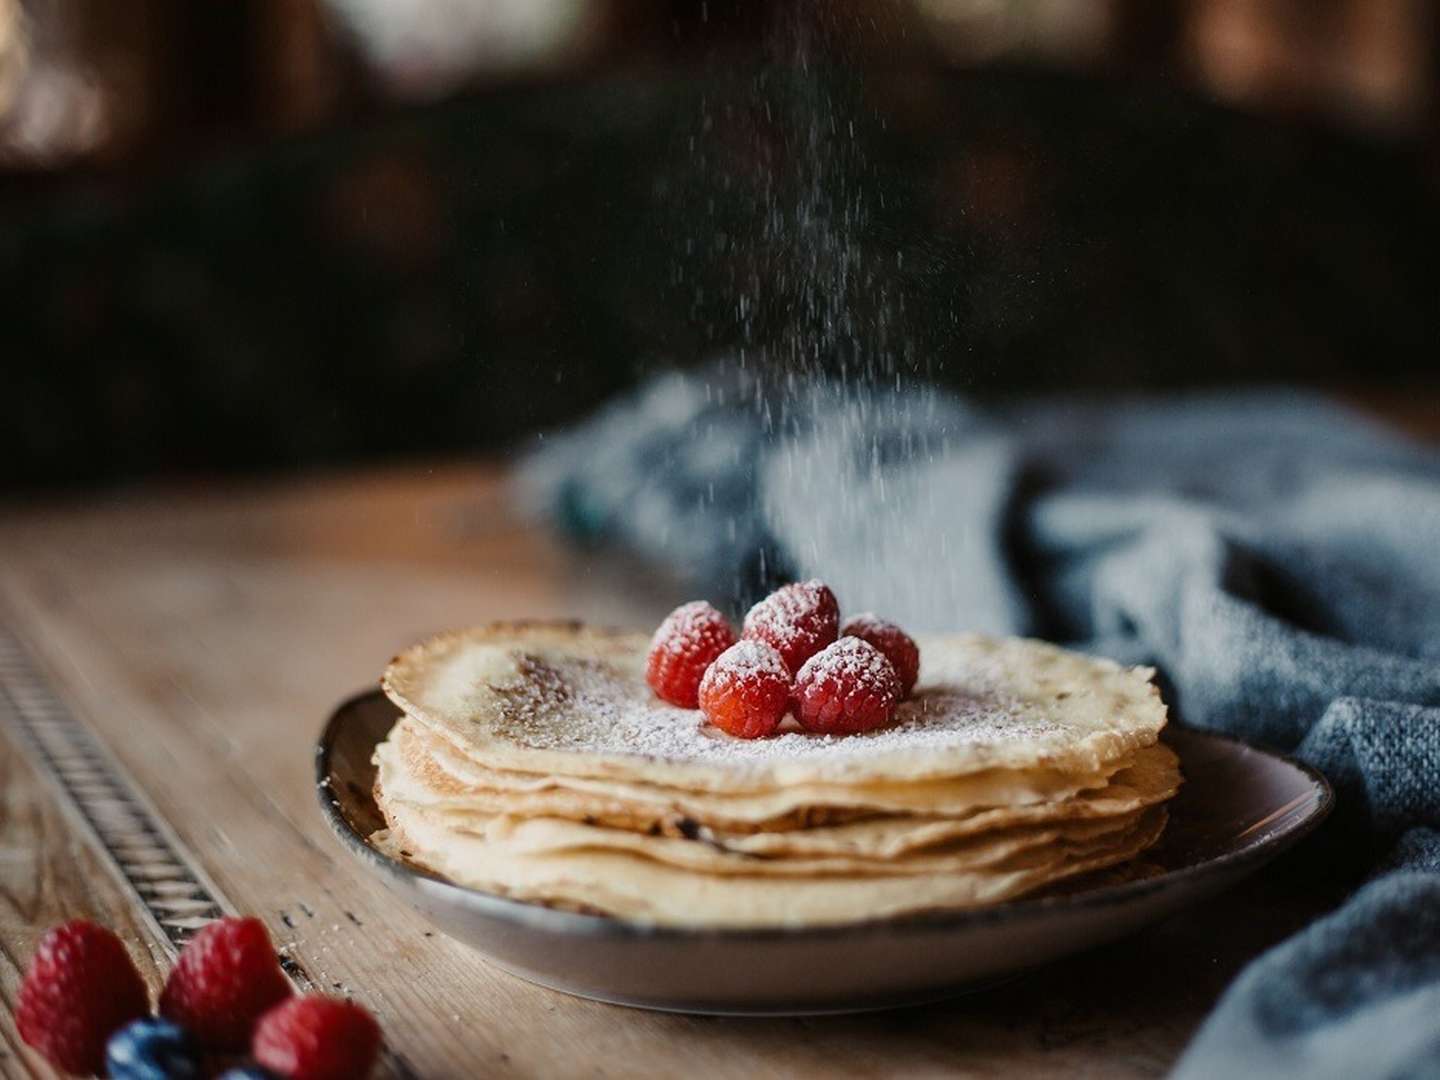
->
xmin=372 ymin=622 xmax=1180 ymax=928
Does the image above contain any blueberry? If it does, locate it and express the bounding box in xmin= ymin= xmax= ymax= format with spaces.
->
xmin=104 ymin=1018 xmax=201 ymax=1080
xmin=215 ymin=1068 xmax=280 ymax=1080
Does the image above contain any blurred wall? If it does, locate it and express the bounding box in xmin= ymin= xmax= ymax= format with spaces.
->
xmin=1 ymin=0 xmax=1437 ymax=489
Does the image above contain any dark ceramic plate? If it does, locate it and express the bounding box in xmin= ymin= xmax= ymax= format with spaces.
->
xmin=317 ymin=690 xmax=1331 ymax=1015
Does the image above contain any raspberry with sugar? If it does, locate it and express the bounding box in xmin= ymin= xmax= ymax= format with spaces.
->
xmin=17 ymin=919 xmax=150 ymax=1076
xmin=698 ymin=639 xmax=791 ymax=739
xmin=253 ymin=994 xmax=382 ymax=1080
xmin=841 ymin=613 xmax=920 ymax=697
xmin=160 ymin=916 xmax=293 ymax=1050
xmin=793 ymin=637 xmax=902 ymax=735
xmin=647 ymin=600 xmax=737 ymax=708
xmin=741 ymin=579 xmax=839 ymax=673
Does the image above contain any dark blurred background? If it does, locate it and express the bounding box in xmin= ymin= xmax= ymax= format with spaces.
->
xmin=2 ymin=0 xmax=1437 ymax=490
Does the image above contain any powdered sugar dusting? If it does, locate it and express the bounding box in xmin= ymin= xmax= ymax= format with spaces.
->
xmin=792 ymin=636 xmax=900 ymax=734
xmin=741 ymin=579 xmax=839 ymax=669
xmin=797 ymin=636 xmax=897 ymax=689
xmin=840 ymin=612 xmax=920 ymax=694
xmin=646 ymin=600 xmax=737 ymax=708
xmin=648 ymin=601 xmax=735 ymax=662
xmin=485 ymin=645 xmax=1094 ymax=773
xmin=703 ymin=639 xmax=789 ymax=684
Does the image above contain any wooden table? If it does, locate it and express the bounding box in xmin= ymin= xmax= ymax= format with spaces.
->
xmin=0 ymin=454 xmax=1379 ymax=1078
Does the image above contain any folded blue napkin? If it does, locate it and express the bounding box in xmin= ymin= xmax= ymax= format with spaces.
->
xmin=522 ymin=366 xmax=1440 ymax=1078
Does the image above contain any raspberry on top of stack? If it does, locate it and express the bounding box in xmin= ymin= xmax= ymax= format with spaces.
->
xmin=370 ymin=579 xmax=1181 ymax=929
xmin=651 ymin=581 xmax=916 ymax=740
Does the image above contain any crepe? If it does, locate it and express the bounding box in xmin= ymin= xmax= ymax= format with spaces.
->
xmin=376 ymin=772 xmax=1149 ymax=879
xmin=382 ymin=622 xmax=1168 ymax=789
xmin=371 ymin=621 xmax=1179 ymax=928
xmin=388 ymin=717 xmax=1160 ymax=831
xmin=373 ymin=797 xmax=1168 ymax=928
xmin=381 ymin=723 xmax=1181 ymax=853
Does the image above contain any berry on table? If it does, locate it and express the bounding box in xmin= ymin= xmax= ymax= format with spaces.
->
xmin=793 ymin=637 xmax=902 ymax=735
xmin=106 ymin=1017 xmax=202 ymax=1080
xmin=646 ymin=600 xmax=737 ymax=707
xmin=698 ymin=640 xmax=791 ymax=739
xmin=841 ymin=613 xmax=920 ymax=697
xmin=741 ymin=579 xmax=839 ymax=673
xmin=159 ymin=916 xmax=293 ymax=1051
xmin=16 ymin=919 xmax=150 ymax=1075
xmin=252 ymin=994 xmax=382 ymax=1080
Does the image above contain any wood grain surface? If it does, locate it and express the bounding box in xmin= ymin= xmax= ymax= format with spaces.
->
xmin=0 ymin=442 xmax=1394 ymax=1078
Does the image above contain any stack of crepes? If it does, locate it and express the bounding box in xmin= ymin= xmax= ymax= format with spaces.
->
xmin=371 ymin=622 xmax=1181 ymax=929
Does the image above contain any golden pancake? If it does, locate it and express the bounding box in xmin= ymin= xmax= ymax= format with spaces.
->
xmin=373 ymin=798 xmax=1168 ymax=928
xmin=376 ymin=783 xmax=1148 ymax=878
xmin=370 ymin=620 xmax=1178 ymax=928
xmin=381 ymin=622 xmax=1167 ymax=790
xmin=378 ymin=722 xmax=1179 ymax=844
xmin=391 ymin=717 xmax=1144 ymax=826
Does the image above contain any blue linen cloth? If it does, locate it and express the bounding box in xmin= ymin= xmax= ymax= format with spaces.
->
xmin=520 ymin=367 xmax=1440 ymax=1078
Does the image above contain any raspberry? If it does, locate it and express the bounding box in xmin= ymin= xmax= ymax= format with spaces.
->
xmin=646 ymin=600 xmax=737 ymax=708
xmin=16 ymin=920 xmax=150 ymax=1075
xmin=106 ymin=1017 xmax=202 ymax=1080
xmin=841 ymin=613 xmax=921 ymax=697
xmin=793 ymin=637 xmax=902 ymax=735
xmin=698 ymin=640 xmax=791 ymax=739
xmin=253 ymin=995 xmax=382 ymax=1080
xmin=741 ymin=579 xmax=839 ymax=673
xmin=159 ymin=916 xmax=292 ymax=1051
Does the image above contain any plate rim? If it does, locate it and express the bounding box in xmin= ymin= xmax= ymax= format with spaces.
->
xmin=316 ymin=688 xmax=1333 ymax=943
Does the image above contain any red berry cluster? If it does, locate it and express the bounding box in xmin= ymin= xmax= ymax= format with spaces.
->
xmin=17 ymin=916 xmax=381 ymax=1079
xmin=645 ymin=580 xmax=920 ymax=739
